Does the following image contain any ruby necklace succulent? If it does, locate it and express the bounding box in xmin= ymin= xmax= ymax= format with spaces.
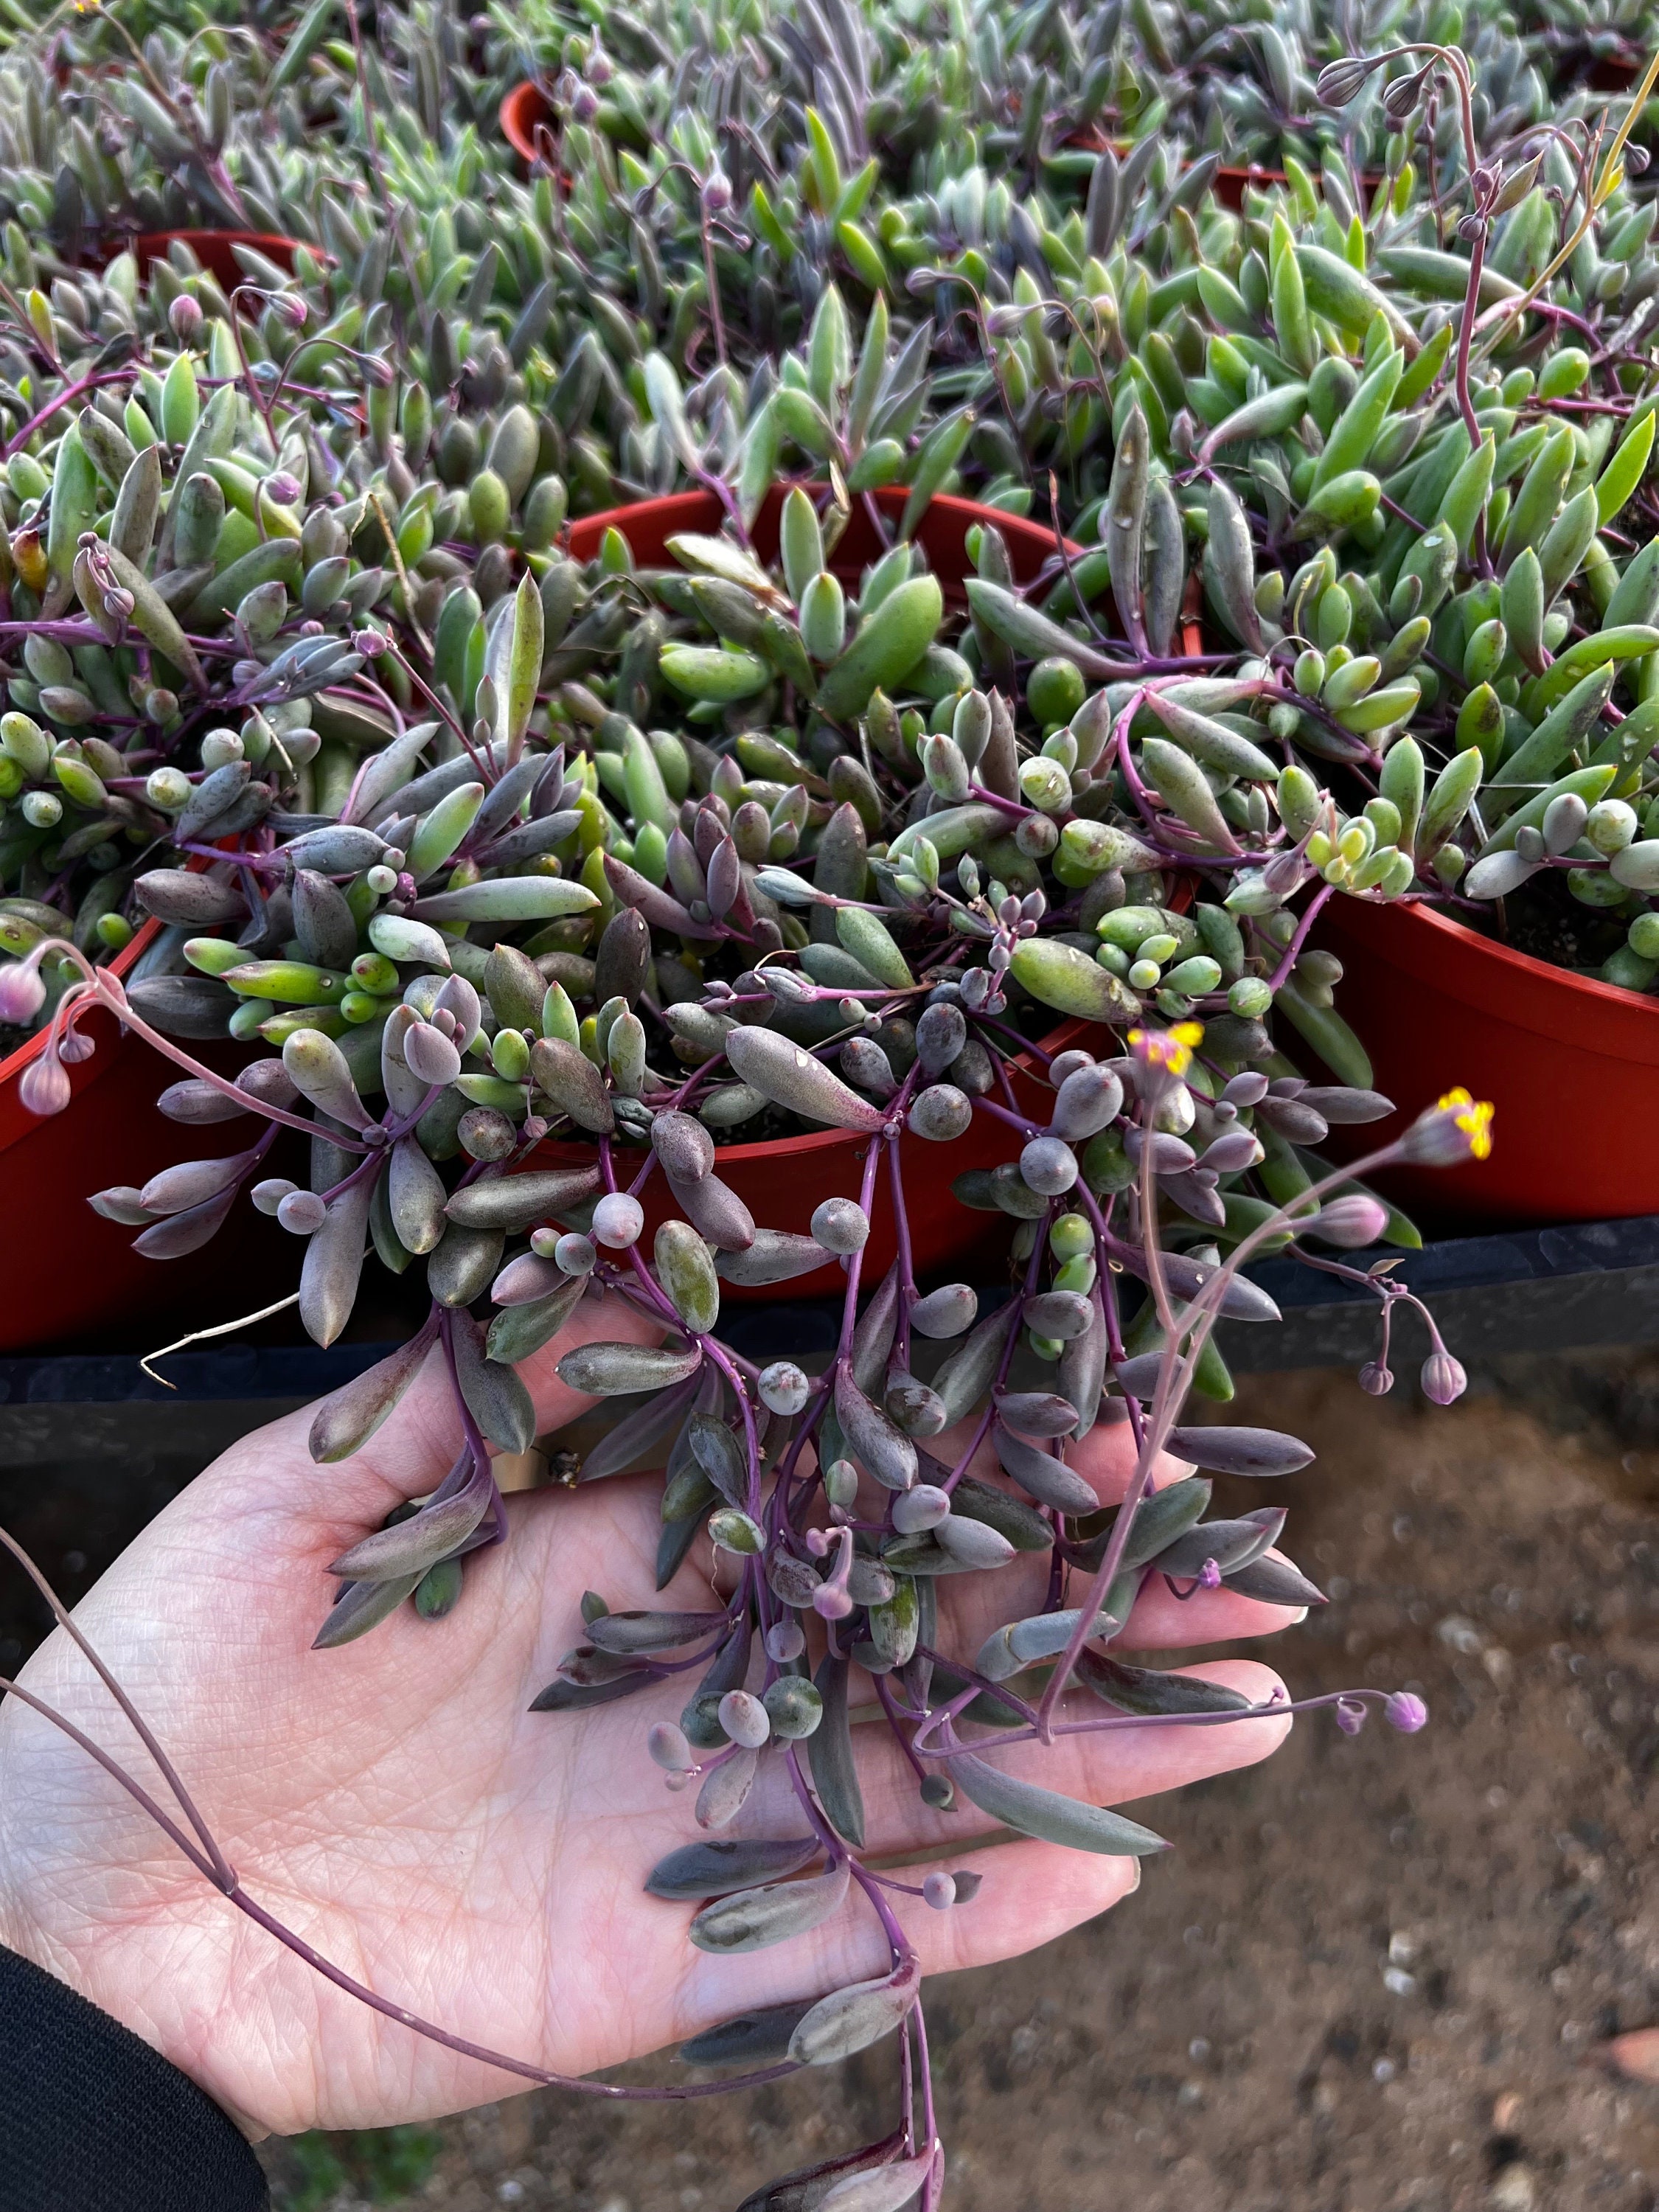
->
xmin=0 ymin=1006 xmax=1475 ymax=2206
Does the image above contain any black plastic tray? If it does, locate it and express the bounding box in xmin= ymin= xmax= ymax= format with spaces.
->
xmin=4 ymin=1214 xmax=1657 ymax=1467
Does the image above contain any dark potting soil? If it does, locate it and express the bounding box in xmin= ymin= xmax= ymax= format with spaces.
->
xmin=1463 ymin=869 xmax=1636 ymax=982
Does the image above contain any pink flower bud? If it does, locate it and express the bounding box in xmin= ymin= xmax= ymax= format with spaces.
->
xmin=0 ymin=959 xmax=47 ymax=1026
xmin=1307 ymin=1193 xmax=1388 ymax=1249
xmin=1383 ymin=1691 xmax=1427 ymax=1734
xmin=1419 ymin=1350 xmax=1467 ymax=1405
xmin=264 ymin=471 xmax=302 ymax=504
xmin=1358 ymin=1361 xmax=1394 ymax=1397
xmin=18 ymin=1047 xmax=71 ymax=1116
xmin=57 ymin=1027 xmax=94 ymax=1064
xmin=354 ymin=627 xmax=390 ymax=658
xmin=1335 ymin=1697 xmax=1367 ymax=1737
xmin=273 ymin=291 xmax=308 ymax=329
xmin=168 ymin=293 xmax=205 ymax=343
xmin=701 ymin=164 xmax=732 ymax=212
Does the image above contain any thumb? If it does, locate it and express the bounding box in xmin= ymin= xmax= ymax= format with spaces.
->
xmin=221 ymin=1282 xmax=672 ymax=1528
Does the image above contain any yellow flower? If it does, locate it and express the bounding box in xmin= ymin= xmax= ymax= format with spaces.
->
xmin=1127 ymin=1019 xmax=1203 ymax=1078
xmin=1435 ymin=1086 xmax=1494 ymax=1161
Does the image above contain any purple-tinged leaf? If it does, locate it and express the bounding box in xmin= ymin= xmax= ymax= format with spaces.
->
xmin=678 ymin=2000 xmax=815 ymax=2067
xmin=787 ymin=1955 xmax=920 ymax=2065
xmin=992 ymin=1421 xmax=1099 ymax=1514
xmin=696 ymin=1745 xmax=760 ymax=1829
xmin=580 ymin=1371 xmax=703 ymax=1481
xmin=308 ymin=1317 xmax=438 ymax=1463
xmin=131 ymin=1179 xmax=242 ymax=1259
xmin=952 ymin=1753 xmax=1169 ymax=1855
xmin=647 ymin=1835 xmax=821 ymax=1901
xmin=313 ymin=1571 xmax=422 ymax=1649
xmin=723 ymin=1026 xmax=887 ymax=1133
xmin=1166 ymin=1425 xmax=1315 ymax=1477
xmin=328 ymin=1480 xmax=493 ymax=1582
xmin=449 ymin=1308 xmax=537 ymax=1452
xmin=556 ymin=1341 xmax=703 ymax=1395
xmin=588 ymin=1608 xmax=729 ymax=1655
xmin=688 ymin=1859 xmax=850 ymax=1951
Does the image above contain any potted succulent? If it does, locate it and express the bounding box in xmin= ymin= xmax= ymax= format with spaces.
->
xmin=934 ymin=35 xmax=1659 ymax=1226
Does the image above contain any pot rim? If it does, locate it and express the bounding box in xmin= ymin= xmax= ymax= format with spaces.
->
xmin=0 ymin=911 xmax=162 ymax=1116
xmin=1324 ymin=891 xmax=1659 ymax=1059
xmin=532 ymin=1017 xmax=1086 ymax=1167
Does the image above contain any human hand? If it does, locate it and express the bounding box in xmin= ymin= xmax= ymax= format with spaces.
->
xmin=0 ymin=1289 xmax=1299 ymax=2139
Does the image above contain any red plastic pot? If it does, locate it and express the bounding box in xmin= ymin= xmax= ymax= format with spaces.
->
xmin=546 ymin=484 xmax=1169 ymax=1294
xmin=128 ymin=231 xmax=313 ymax=290
xmin=0 ymin=919 xmax=278 ymax=1351
xmin=501 ymin=81 xmax=554 ymax=165
xmin=1312 ymin=895 xmax=1659 ymax=1229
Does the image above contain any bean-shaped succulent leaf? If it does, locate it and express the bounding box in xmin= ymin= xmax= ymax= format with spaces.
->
xmin=688 ymin=1859 xmax=851 ymax=1952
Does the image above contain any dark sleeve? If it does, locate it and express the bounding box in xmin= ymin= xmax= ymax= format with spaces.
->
xmin=0 ymin=1944 xmax=268 ymax=2212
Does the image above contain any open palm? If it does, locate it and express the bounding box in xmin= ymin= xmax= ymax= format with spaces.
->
xmin=0 ymin=1289 xmax=1298 ymax=2140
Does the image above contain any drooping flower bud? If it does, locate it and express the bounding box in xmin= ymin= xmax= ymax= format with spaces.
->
xmin=1419 ymin=1350 xmax=1467 ymax=1405
xmin=1316 ymin=53 xmax=1382 ymax=105
xmin=18 ymin=1046 xmax=70 ymax=1116
xmin=1335 ymin=1697 xmax=1368 ymax=1737
xmin=0 ymin=958 xmax=47 ymax=1026
xmin=1358 ymin=1361 xmax=1394 ymax=1397
xmin=1383 ymin=1691 xmax=1428 ymax=1734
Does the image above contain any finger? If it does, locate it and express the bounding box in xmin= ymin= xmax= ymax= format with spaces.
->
xmin=1122 ymin=1552 xmax=1309 ymax=1646
xmin=925 ymin=1407 xmax=1193 ymax=1510
xmin=221 ymin=1284 xmax=670 ymax=1524
xmin=930 ymin=1533 xmax=1310 ymax=1660
xmin=725 ymin=1658 xmax=1287 ymax=1865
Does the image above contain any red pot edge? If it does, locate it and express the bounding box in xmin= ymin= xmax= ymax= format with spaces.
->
xmin=501 ymin=81 xmax=551 ymax=164
xmin=0 ymin=911 xmax=163 ymax=1144
xmin=563 ymin=483 xmax=1083 ymax=571
xmin=532 ymin=1018 xmax=1092 ymax=1177
xmin=1322 ymin=895 xmax=1659 ymax=1062
xmin=109 ymin=232 xmax=336 ymax=291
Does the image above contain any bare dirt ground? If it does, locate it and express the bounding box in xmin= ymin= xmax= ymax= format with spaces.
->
xmin=252 ymin=1351 xmax=1659 ymax=2212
